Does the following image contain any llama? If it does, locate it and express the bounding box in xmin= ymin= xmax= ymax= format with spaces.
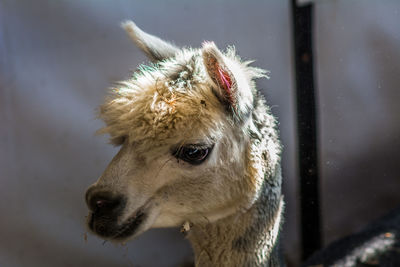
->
xmin=85 ymin=21 xmax=284 ymax=267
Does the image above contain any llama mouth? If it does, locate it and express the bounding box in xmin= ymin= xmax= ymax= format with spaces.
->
xmin=112 ymin=209 xmax=146 ymax=240
xmin=88 ymin=208 xmax=147 ymax=240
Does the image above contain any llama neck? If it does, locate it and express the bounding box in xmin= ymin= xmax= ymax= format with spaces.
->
xmin=187 ymin=178 xmax=284 ymax=267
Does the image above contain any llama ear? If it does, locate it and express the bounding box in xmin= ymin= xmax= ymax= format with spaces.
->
xmin=202 ymin=42 xmax=238 ymax=111
xmin=202 ymin=42 xmax=254 ymax=119
xmin=202 ymin=42 xmax=255 ymax=120
xmin=122 ymin=20 xmax=179 ymax=62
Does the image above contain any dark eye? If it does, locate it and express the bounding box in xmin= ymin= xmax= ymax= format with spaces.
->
xmin=175 ymin=145 xmax=213 ymax=165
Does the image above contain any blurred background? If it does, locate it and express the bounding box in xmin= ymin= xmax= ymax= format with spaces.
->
xmin=0 ymin=0 xmax=399 ymax=266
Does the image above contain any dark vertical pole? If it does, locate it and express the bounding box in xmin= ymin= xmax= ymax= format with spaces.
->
xmin=291 ymin=0 xmax=322 ymax=261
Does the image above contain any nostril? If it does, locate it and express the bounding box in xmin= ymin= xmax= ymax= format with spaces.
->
xmin=91 ymin=196 xmax=112 ymax=212
xmin=94 ymin=199 xmax=115 ymax=210
xmin=86 ymin=191 xmax=125 ymax=214
xmin=96 ymin=199 xmax=106 ymax=209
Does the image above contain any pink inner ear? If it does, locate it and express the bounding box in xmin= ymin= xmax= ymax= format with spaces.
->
xmin=218 ymin=68 xmax=232 ymax=91
xmin=216 ymin=65 xmax=234 ymax=105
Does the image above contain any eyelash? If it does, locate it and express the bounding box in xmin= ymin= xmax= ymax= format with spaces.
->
xmin=174 ymin=144 xmax=214 ymax=165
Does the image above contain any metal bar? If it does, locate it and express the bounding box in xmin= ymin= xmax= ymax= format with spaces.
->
xmin=290 ymin=0 xmax=322 ymax=261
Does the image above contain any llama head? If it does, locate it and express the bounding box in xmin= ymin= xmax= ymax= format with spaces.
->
xmin=85 ymin=21 xmax=280 ymax=242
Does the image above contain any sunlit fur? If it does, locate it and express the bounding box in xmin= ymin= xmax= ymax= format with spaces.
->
xmin=87 ymin=21 xmax=284 ymax=267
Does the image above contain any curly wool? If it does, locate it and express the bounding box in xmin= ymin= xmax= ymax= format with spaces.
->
xmin=98 ymin=47 xmax=267 ymax=150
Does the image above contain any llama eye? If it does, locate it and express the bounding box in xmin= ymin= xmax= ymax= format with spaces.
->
xmin=175 ymin=145 xmax=213 ymax=165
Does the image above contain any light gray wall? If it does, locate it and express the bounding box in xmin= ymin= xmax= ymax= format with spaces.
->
xmin=0 ymin=0 xmax=399 ymax=266
xmin=316 ymin=0 xmax=400 ymax=246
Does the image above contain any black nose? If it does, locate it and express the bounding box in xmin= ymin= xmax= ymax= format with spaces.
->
xmin=85 ymin=188 xmax=125 ymax=215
